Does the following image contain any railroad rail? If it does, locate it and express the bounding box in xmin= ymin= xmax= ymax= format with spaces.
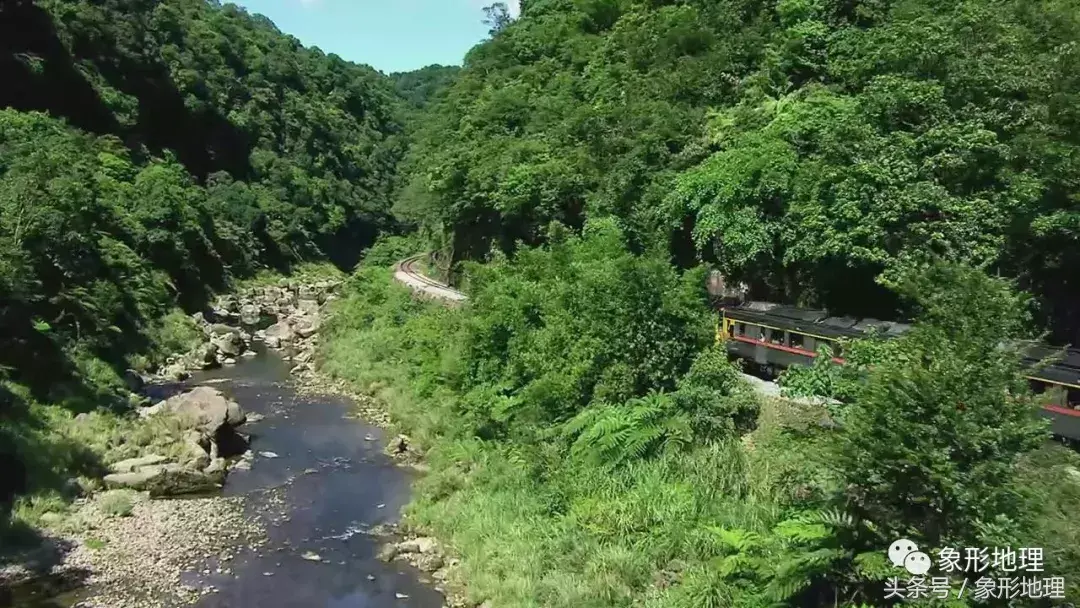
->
xmin=393 ymin=254 xmax=467 ymax=304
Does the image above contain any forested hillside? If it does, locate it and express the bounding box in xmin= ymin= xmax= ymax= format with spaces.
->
xmin=402 ymin=0 xmax=1080 ymax=344
xmin=5 ymin=0 xmax=1080 ymax=605
xmin=0 ymin=0 xmax=405 ymax=404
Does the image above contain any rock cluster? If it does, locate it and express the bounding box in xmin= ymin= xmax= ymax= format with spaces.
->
xmin=157 ymin=278 xmax=339 ymax=382
xmin=378 ymin=535 xmax=453 ymax=580
xmin=111 ymin=386 xmax=250 ymax=496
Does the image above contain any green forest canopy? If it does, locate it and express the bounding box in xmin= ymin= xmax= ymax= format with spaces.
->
xmin=401 ymin=0 xmax=1080 ymax=345
xmin=4 ymin=0 xmax=1080 ymax=604
xmin=0 ymin=0 xmax=412 ymax=403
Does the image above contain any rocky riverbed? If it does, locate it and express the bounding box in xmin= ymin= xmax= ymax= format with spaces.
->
xmin=3 ymin=277 xmax=455 ymax=608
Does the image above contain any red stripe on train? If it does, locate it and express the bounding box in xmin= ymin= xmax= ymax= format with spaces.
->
xmin=729 ymin=335 xmax=846 ymax=364
xmin=729 ymin=336 xmax=1078 ymax=417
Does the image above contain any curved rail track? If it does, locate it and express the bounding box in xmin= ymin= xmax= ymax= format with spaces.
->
xmin=393 ymin=254 xmax=467 ymax=304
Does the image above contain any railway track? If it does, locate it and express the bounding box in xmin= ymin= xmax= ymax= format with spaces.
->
xmin=393 ymin=254 xmax=467 ymax=303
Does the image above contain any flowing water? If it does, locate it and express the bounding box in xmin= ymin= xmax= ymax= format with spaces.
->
xmin=8 ymin=349 xmax=445 ymax=608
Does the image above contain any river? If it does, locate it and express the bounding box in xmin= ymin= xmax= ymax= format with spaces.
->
xmin=10 ymin=348 xmax=445 ymax=608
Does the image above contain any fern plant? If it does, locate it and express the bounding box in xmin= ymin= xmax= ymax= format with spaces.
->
xmin=562 ymin=390 xmax=693 ymax=465
xmin=703 ymin=509 xmax=881 ymax=607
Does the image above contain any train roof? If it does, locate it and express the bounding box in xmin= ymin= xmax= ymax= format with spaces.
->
xmin=1022 ymin=344 xmax=1080 ymax=387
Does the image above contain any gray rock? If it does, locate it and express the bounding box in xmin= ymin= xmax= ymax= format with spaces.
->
xmin=104 ymin=468 xmax=168 ymax=490
xmin=163 ymin=386 xmax=245 ymax=436
xmin=296 ymin=299 xmax=320 ymax=316
xmin=162 ymin=364 xmax=190 ymax=382
xmin=415 ymin=553 xmax=444 ymax=573
xmin=293 ymin=319 xmax=319 ymax=339
xmin=207 ymin=323 xmax=238 ymax=337
xmin=204 ymin=458 xmax=228 ymax=475
xmin=188 ymin=342 xmax=219 ymax=369
xmin=109 ymin=454 xmax=169 ymax=473
xmin=212 ymin=332 xmax=245 ymax=357
xmin=226 ymin=400 xmax=246 ymax=427
xmin=376 ymin=544 xmax=398 ymax=562
xmin=240 ymin=304 xmax=261 ymax=326
xmin=145 ymin=466 xmax=225 ymax=497
xmin=264 ymin=321 xmax=294 ymax=348
xmin=396 ymin=537 xmax=438 ymax=555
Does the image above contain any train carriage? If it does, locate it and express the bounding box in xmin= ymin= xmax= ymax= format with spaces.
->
xmin=718 ymin=301 xmax=1080 ymax=441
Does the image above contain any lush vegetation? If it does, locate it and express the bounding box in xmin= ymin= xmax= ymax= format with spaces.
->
xmin=403 ymin=0 xmax=1080 ymax=345
xmin=4 ymin=0 xmax=1080 ymax=605
xmin=0 ymin=0 xmax=405 ymax=539
xmin=322 ymin=243 xmax=1079 ymax=606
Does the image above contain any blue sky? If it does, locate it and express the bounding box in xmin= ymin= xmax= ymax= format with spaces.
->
xmin=230 ymin=0 xmax=519 ymax=74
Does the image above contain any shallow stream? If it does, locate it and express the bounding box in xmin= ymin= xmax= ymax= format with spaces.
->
xmin=10 ymin=349 xmax=444 ymax=608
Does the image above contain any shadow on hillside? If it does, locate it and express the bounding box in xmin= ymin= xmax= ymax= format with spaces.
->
xmin=0 ymin=0 xmax=251 ymax=181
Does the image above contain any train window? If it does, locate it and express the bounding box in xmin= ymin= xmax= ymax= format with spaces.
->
xmin=736 ymin=323 xmax=746 ymax=336
xmin=789 ymin=332 xmax=805 ymax=349
xmin=756 ymin=326 xmax=767 ymax=341
xmin=769 ymin=329 xmax=786 ymax=346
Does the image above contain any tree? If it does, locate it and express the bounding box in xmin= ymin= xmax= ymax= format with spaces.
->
xmin=837 ymin=264 xmax=1047 ymax=553
xmin=482 ymin=2 xmax=513 ymax=36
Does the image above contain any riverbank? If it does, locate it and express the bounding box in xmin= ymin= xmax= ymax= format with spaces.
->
xmin=2 ymin=269 xmax=444 ymax=607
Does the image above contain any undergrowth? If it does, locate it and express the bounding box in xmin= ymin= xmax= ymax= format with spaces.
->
xmin=319 ymin=235 xmax=1080 ymax=607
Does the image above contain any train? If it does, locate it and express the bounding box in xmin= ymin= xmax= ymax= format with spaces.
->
xmin=717 ymin=301 xmax=1080 ymax=441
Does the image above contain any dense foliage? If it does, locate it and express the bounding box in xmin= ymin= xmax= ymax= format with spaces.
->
xmin=403 ymin=0 xmax=1080 ymax=344
xmin=320 ymin=252 xmax=1073 ymax=606
xmin=0 ymin=0 xmax=406 ymax=524
xmin=4 ymin=0 xmax=1080 ymax=604
xmin=0 ymin=0 xmax=406 ymax=403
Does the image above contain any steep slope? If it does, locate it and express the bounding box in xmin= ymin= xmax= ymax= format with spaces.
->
xmin=0 ymin=0 xmax=405 ymax=408
xmin=402 ymin=0 xmax=1080 ymax=343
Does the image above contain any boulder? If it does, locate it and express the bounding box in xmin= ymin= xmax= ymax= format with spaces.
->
xmin=264 ymin=321 xmax=294 ymax=348
xmin=146 ymin=466 xmax=224 ymax=497
xmin=293 ymin=318 xmax=319 ymax=339
xmin=122 ymin=369 xmax=145 ymax=393
xmin=389 ymin=434 xmax=410 ymax=454
xmin=211 ymin=332 xmax=245 ymax=357
xmin=187 ymin=342 xmax=219 ymax=369
xmin=296 ymin=299 xmax=320 ymax=316
xmin=415 ymin=553 xmax=445 ymax=573
xmin=204 ymin=458 xmax=228 ymax=475
xmin=104 ymin=467 xmax=170 ymax=491
xmin=207 ymin=323 xmax=238 ymax=337
xmin=226 ymin=399 xmax=247 ymax=427
xmin=163 ymin=386 xmax=244 ymax=436
xmin=240 ymin=304 xmax=261 ymax=326
xmin=162 ymin=363 xmax=190 ymax=382
xmin=109 ymin=454 xmax=168 ymax=473
xmin=396 ymin=537 xmax=439 ymax=555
